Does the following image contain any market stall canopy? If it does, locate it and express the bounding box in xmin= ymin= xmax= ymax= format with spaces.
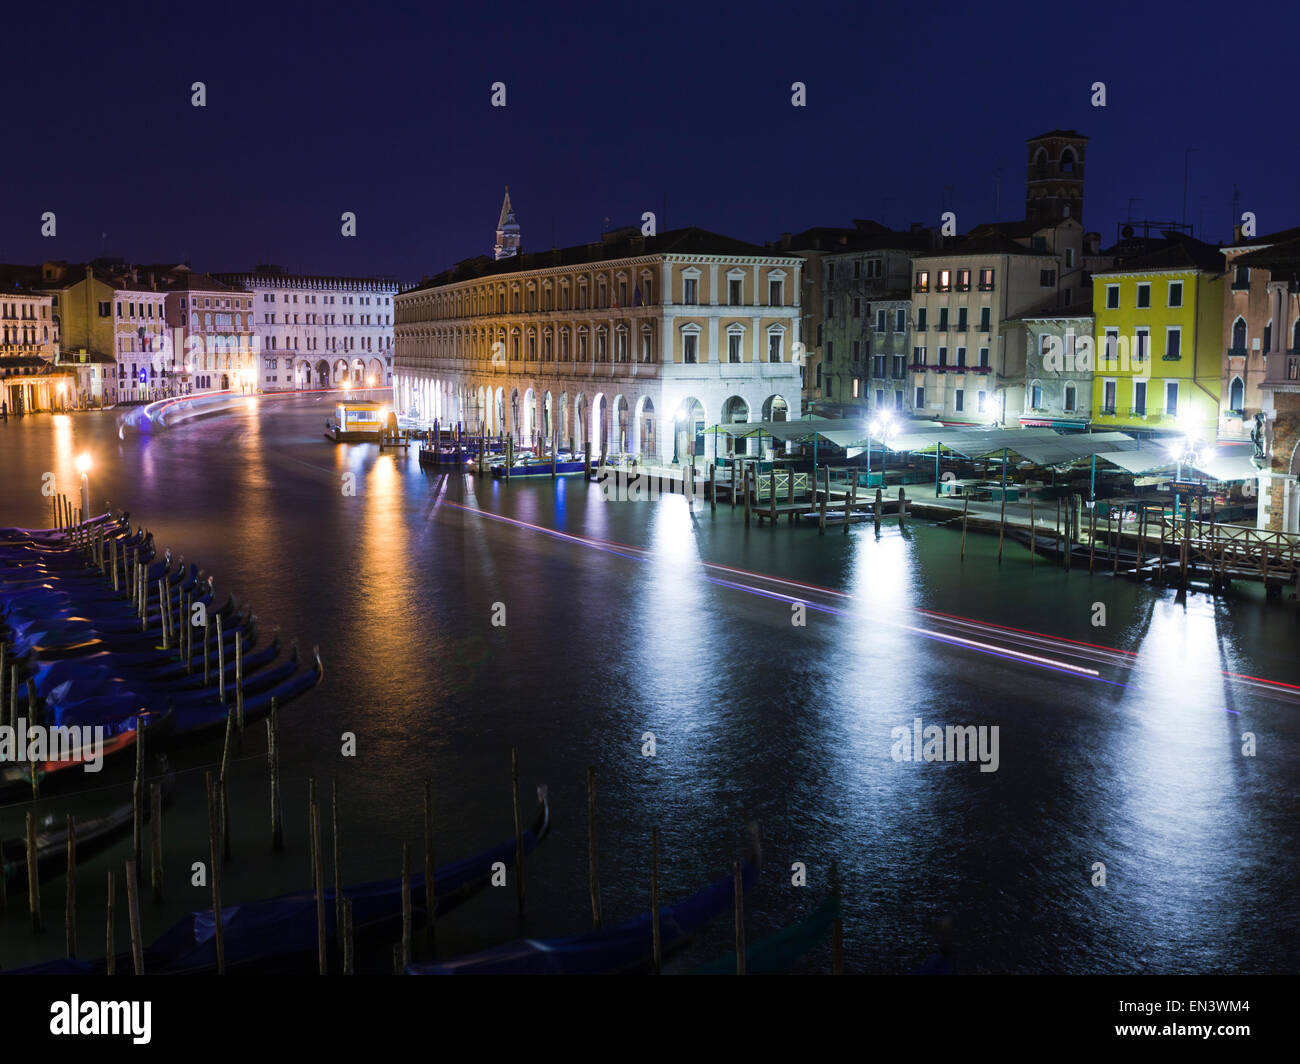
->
xmin=1191 ymin=451 xmax=1266 ymax=483
xmin=967 ymin=431 xmax=1140 ymax=467
xmin=886 ymin=426 xmax=1058 ymax=456
xmin=1090 ymin=442 xmax=1177 ymax=475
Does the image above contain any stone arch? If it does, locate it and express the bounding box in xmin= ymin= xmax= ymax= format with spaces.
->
xmin=672 ymin=396 xmax=706 ymax=463
xmin=722 ymin=395 xmax=750 ymax=457
xmin=522 ymin=387 xmax=537 ymax=444
xmin=612 ymin=394 xmax=630 ymax=453
xmin=761 ymin=394 xmax=789 ymax=422
xmin=1232 ymin=315 xmax=1247 ymax=350
xmin=574 ymin=393 xmax=587 ymax=450
xmin=634 ymin=395 xmax=655 ymax=458
xmin=1229 ymin=375 xmax=1245 ymax=414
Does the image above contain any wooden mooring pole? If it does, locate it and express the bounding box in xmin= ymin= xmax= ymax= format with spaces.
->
xmin=587 ymin=766 xmax=601 ymax=929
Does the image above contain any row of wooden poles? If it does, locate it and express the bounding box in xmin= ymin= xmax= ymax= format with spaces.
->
xmin=8 ymin=744 xmax=845 ymax=975
xmin=955 ymin=488 xmax=1205 ymax=588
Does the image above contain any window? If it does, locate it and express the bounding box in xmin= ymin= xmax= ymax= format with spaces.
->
xmin=1168 ymin=281 xmax=1183 ymax=308
xmin=915 ymin=271 xmax=929 ymax=292
xmin=1133 ymin=380 xmax=1147 ymax=416
xmin=938 ymin=346 xmax=948 ymax=367
xmin=937 ymin=308 xmax=949 ymax=331
xmin=956 ymin=269 xmax=970 ymax=291
xmin=915 ymin=386 xmax=925 ymax=408
xmin=896 ymin=309 xmax=906 ymax=332
xmin=913 ymin=346 xmax=925 ymax=366
xmin=1104 ymin=328 xmax=1120 ymax=361
xmin=1234 ymin=265 xmax=1250 ymax=288
xmin=827 ymin=264 xmax=835 ymax=283
xmin=1164 ymin=327 xmax=1181 ymax=360
xmin=769 ymin=279 xmax=782 ymax=305
xmin=1134 ymin=327 xmax=1149 ymax=362
xmin=1106 ymin=284 xmax=1120 ymax=309
xmin=1064 ymin=383 xmax=1076 ymax=412
xmin=874 ymin=387 xmax=883 ymax=406
xmin=729 ymin=279 xmax=743 ymax=305
xmin=978 ymin=346 xmax=989 ymax=368
xmin=728 ymin=332 xmax=743 ymax=363
xmin=938 ymin=270 xmax=951 ymax=292
xmin=875 ymin=308 xmax=885 ymax=331
xmin=954 ymin=389 xmax=964 ymax=412
xmin=1102 ymin=379 xmax=1117 ymax=414
xmin=979 ymin=306 xmax=990 ymax=332
xmin=853 ymin=379 xmax=860 ymax=399
xmin=684 ymin=278 xmax=698 ymax=304
xmin=854 ymin=298 xmax=862 ymax=318
xmin=956 ymin=346 xmax=966 ymax=368
xmin=1229 ymin=376 xmax=1245 ymax=412
xmin=873 ymin=354 xmax=886 ymax=377
xmin=1165 ymin=381 xmax=1178 ymax=417
xmin=853 ymin=340 xmax=861 ymax=361
xmin=768 ymin=333 xmax=782 ymax=362
xmin=1065 ymin=248 xmax=1075 ymax=268
xmin=957 ymin=307 xmax=968 ymax=332
xmin=1136 ymin=283 xmax=1150 ymax=309
xmin=853 ymin=261 xmax=862 ymax=280
xmin=916 ymin=308 xmax=927 ymax=331
xmin=892 ymin=354 xmax=905 ymax=378
xmin=1031 ymin=383 xmax=1043 ymax=409
xmin=895 ymin=390 xmax=903 ymax=411
xmin=98 ymin=301 xmax=111 ymax=317
xmin=978 ymin=268 xmax=995 ymax=290
xmin=1040 ymin=270 xmax=1056 ymax=287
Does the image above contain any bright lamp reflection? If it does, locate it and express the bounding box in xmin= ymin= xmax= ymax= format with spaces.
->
xmin=1113 ymin=595 xmax=1239 ymax=910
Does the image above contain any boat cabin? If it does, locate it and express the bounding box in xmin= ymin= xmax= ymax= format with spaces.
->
xmin=327 ymin=401 xmax=385 ymax=442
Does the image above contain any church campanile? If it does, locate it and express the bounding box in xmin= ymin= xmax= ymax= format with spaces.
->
xmin=494 ymin=187 xmax=521 ymax=260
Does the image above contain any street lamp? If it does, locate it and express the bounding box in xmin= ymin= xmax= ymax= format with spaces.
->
xmin=1168 ymin=433 xmax=1204 ymax=522
xmin=75 ymin=453 xmax=91 ymax=519
xmin=868 ymin=412 xmax=899 ymax=484
xmin=673 ymin=406 xmax=686 ymax=463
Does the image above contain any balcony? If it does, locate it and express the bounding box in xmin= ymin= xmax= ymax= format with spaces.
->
xmin=1127 ymin=407 xmax=1148 ymax=417
xmin=1227 ymin=346 xmax=1248 ymax=358
xmin=978 ymin=282 xmax=995 ymax=292
xmin=1161 ymin=353 xmax=1182 ymax=361
xmin=907 ymin=362 xmax=928 ymax=372
xmin=978 ymin=323 xmax=990 ymax=332
xmin=971 ymin=365 xmax=993 ymax=375
xmin=1100 ymin=406 xmax=1117 ymax=416
xmin=913 ymin=285 xmax=929 ymax=294
xmin=1231 ymin=280 xmax=1251 ymax=292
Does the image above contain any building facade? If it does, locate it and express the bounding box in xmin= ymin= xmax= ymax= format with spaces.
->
xmin=1218 ymin=226 xmax=1300 ymax=442
xmin=43 ymin=261 xmax=170 ymax=404
xmin=1239 ymin=237 xmax=1300 ymax=530
xmin=819 ymin=223 xmax=936 ymax=418
xmin=214 ymin=267 xmax=398 ymax=392
xmin=1089 ymin=237 xmax=1224 ymax=440
xmin=394 ymin=221 xmax=803 ymax=463
xmin=909 ymin=236 xmax=1061 ymax=425
xmin=160 ymin=268 xmax=256 ymax=393
xmin=1013 ymin=297 xmax=1095 ymax=430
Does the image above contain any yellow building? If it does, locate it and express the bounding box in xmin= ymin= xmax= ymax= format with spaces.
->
xmin=1090 ymin=236 xmax=1224 ymax=439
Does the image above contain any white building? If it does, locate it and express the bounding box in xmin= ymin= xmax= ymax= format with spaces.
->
xmin=394 ymin=206 xmax=804 ymax=463
xmin=213 ymin=266 xmax=399 ymax=391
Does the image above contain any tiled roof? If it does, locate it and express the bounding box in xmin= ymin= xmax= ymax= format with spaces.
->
xmin=913 ymin=233 xmax=1052 ymax=259
xmin=1234 ymin=236 xmax=1300 ymax=275
xmin=406 ymin=227 xmax=800 ymax=293
xmin=1092 ymin=234 xmax=1225 ymax=276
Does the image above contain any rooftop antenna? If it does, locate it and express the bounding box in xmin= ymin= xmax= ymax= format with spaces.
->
xmin=992 ymin=167 xmax=1002 ymax=221
xmin=1125 ymin=196 xmax=1142 ymax=223
xmin=1231 ymin=184 xmax=1241 ymax=238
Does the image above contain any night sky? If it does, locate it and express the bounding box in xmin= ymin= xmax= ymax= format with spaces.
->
xmin=4 ymin=0 xmax=1296 ymax=284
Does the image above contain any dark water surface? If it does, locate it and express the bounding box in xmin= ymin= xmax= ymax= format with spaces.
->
xmin=2 ymin=397 xmax=1298 ymax=973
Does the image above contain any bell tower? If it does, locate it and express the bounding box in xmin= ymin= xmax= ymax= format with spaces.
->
xmin=494 ymin=187 xmax=521 ymax=261
xmin=1025 ymin=131 xmax=1087 ymax=225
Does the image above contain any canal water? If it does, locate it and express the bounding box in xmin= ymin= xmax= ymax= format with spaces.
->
xmin=2 ymin=396 xmax=1297 ymax=973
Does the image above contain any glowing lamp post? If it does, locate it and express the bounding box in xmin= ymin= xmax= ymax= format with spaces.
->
xmin=75 ymin=453 xmax=92 ymax=519
xmin=1170 ymin=434 xmax=1204 ymax=523
xmin=868 ymin=413 xmax=899 ymax=485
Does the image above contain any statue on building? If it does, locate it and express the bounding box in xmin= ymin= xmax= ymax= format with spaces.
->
xmin=1250 ymin=411 xmax=1269 ymax=465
